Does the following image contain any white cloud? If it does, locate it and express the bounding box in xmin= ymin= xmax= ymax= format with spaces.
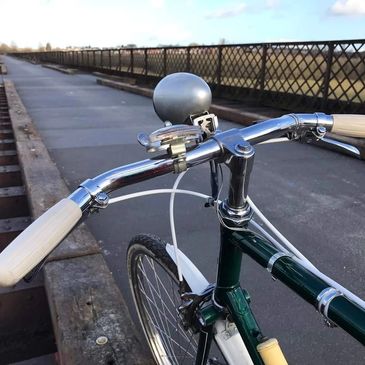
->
xmin=266 ymin=0 xmax=280 ymax=9
xmin=149 ymin=0 xmax=165 ymax=9
xmin=205 ymin=3 xmax=247 ymax=19
xmin=0 ymin=0 xmax=194 ymax=48
xmin=330 ymin=0 xmax=365 ymax=15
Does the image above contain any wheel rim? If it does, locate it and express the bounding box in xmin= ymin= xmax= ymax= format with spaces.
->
xmin=133 ymin=253 xmax=199 ymax=365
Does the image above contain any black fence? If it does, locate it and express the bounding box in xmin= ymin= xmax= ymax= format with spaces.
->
xmin=13 ymin=39 xmax=365 ymax=113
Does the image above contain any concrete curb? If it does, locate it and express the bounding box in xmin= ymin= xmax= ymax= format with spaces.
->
xmin=4 ymin=80 xmax=153 ymax=364
xmin=96 ymin=77 xmax=267 ymax=125
xmin=0 ymin=63 xmax=7 ymax=75
xmin=96 ymin=77 xmax=365 ymax=158
xmin=42 ymin=63 xmax=77 ymax=75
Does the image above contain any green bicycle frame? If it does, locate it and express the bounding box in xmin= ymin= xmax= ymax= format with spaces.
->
xmin=194 ymin=225 xmax=365 ymax=365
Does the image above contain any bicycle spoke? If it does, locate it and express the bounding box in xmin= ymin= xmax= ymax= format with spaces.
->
xmin=139 ymin=261 xmax=183 ymax=328
xmin=138 ymin=263 xmax=197 ymax=346
xmin=138 ymin=273 xmax=174 ymax=361
xmin=150 ymin=256 xmax=176 ymax=358
xmin=137 ymin=281 xmax=197 ymax=348
xmin=140 ymin=259 xmax=178 ymax=362
xmin=145 ymin=310 xmax=196 ymax=359
xmin=137 ymin=255 xmax=199 ymax=364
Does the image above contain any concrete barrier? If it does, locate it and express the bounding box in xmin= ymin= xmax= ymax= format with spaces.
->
xmin=42 ymin=63 xmax=77 ymax=75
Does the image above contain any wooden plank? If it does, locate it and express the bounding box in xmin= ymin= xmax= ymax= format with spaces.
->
xmin=0 ymin=187 xmax=29 ymax=219
xmin=0 ymin=185 xmax=24 ymax=197
xmin=0 ymin=164 xmax=19 ymax=173
xmin=0 ymin=169 xmax=22 ymax=188
xmin=0 ymin=286 xmax=56 ymax=364
xmin=0 ymin=129 xmax=12 ymax=139
xmin=0 ymin=216 xmax=30 ymax=232
xmin=45 ymin=254 xmax=153 ymax=365
xmin=0 ymin=140 xmax=15 ymax=150
xmin=0 ymin=150 xmax=16 ymax=157
xmin=0 ymin=216 xmax=31 ymax=251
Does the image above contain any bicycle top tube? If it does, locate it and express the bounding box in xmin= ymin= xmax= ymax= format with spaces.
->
xmin=69 ymin=113 xmax=334 ymax=211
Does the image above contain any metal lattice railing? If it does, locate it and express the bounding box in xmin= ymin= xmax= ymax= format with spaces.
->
xmin=12 ymin=39 xmax=365 ymax=113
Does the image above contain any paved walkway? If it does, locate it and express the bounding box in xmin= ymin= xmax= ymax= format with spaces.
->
xmin=4 ymin=56 xmax=365 ymax=364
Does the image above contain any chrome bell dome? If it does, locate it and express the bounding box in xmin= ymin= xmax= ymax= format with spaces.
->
xmin=153 ymin=72 xmax=212 ymax=124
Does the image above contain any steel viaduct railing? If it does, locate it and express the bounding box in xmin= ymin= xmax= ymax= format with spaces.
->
xmin=12 ymin=39 xmax=365 ymax=114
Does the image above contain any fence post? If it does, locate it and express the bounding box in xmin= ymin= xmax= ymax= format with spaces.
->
xmin=118 ymin=49 xmax=121 ymax=71
xmin=163 ymin=48 xmax=167 ymax=76
xmin=259 ymin=44 xmax=268 ymax=94
xmin=109 ymin=49 xmax=112 ymax=70
xmin=186 ymin=47 xmax=191 ymax=72
xmin=93 ymin=50 xmax=96 ymax=67
xmin=321 ymin=42 xmax=334 ymax=111
xmin=100 ymin=50 xmax=104 ymax=69
xmin=130 ymin=49 xmax=134 ymax=74
xmin=217 ymin=46 xmax=223 ymax=87
xmin=81 ymin=51 xmax=84 ymax=67
xmin=144 ymin=48 xmax=148 ymax=76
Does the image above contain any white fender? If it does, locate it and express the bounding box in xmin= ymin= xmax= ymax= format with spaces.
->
xmin=165 ymin=243 xmax=209 ymax=293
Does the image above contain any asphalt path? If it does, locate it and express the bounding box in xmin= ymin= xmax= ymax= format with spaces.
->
xmin=3 ymin=56 xmax=365 ymax=364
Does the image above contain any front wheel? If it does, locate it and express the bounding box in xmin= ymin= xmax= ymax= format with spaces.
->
xmin=127 ymin=234 xmax=199 ymax=365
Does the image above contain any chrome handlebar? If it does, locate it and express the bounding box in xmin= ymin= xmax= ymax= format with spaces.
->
xmin=69 ymin=113 xmax=334 ymax=213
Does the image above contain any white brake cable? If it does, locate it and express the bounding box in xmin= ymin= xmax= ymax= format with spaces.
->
xmin=247 ymin=197 xmax=315 ymax=265
xmin=109 ymin=189 xmax=209 ymax=204
xmin=169 ymin=171 xmax=187 ymax=283
xmin=109 ymin=185 xmax=365 ymax=308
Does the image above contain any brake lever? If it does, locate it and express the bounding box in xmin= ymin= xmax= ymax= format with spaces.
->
xmin=23 ymin=256 xmax=48 ymax=283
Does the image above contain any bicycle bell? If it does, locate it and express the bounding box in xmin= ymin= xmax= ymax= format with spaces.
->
xmin=153 ymin=72 xmax=212 ymax=124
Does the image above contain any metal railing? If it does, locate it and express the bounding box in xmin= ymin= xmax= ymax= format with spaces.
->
xmin=13 ymin=39 xmax=365 ymax=113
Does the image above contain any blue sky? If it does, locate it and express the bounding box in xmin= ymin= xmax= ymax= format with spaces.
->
xmin=1 ymin=0 xmax=365 ymax=48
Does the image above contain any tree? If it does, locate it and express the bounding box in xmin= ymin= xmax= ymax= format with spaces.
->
xmin=46 ymin=42 xmax=52 ymax=51
xmin=0 ymin=43 xmax=11 ymax=53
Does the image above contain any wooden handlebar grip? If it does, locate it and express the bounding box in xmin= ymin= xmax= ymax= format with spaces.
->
xmin=257 ymin=338 xmax=288 ymax=365
xmin=0 ymin=199 xmax=82 ymax=287
xmin=332 ymin=114 xmax=365 ymax=138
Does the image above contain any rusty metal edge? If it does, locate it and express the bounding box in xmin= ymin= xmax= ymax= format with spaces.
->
xmin=3 ymin=80 xmax=152 ymax=364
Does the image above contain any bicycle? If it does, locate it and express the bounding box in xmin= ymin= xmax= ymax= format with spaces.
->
xmin=0 ymin=72 xmax=364 ymax=364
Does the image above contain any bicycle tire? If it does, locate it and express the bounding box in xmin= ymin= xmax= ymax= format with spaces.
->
xmin=127 ymin=233 xmax=200 ymax=365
